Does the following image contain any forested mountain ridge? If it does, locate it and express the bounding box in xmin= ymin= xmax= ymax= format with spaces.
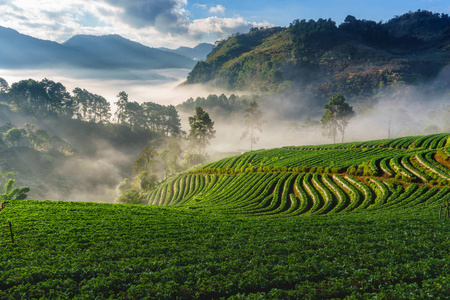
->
xmin=185 ymin=10 xmax=450 ymax=100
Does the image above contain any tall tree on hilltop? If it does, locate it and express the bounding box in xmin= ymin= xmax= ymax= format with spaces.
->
xmin=114 ymin=91 xmax=129 ymax=124
xmin=73 ymin=88 xmax=111 ymax=122
xmin=321 ymin=94 xmax=354 ymax=143
xmin=241 ymin=101 xmax=264 ymax=150
xmin=124 ymin=101 xmax=144 ymax=129
xmin=188 ymin=106 xmax=215 ymax=154
xmin=163 ymin=105 xmax=183 ymax=137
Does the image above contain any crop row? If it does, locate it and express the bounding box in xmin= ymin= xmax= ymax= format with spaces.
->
xmin=147 ymin=171 xmax=450 ymax=216
xmin=286 ymin=133 xmax=448 ymax=151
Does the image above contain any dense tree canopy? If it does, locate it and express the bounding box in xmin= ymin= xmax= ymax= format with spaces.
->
xmin=0 ymin=78 xmax=183 ymax=138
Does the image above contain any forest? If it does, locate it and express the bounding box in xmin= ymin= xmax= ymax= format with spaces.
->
xmin=185 ymin=10 xmax=450 ymax=101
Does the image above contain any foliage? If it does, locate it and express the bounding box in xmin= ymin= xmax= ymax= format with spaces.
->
xmin=289 ymin=17 xmax=337 ymax=59
xmin=0 ymin=123 xmax=72 ymax=154
xmin=2 ymin=127 xmax=22 ymax=147
xmin=73 ymin=88 xmax=111 ymax=122
xmin=133 ymin=146 xmax=158 ymax=176
xmin=137 ymin=171 xmax=158 ymax=191
xmin=177 ymin=93 xmax=251 ymax=114
xmin=241 ymin=101 xmax=264 ymax=150
xmin=149 ymin=133 xmax=450 ymax=215
xmin=115 ymin=188 xmax=145 ymax=204
xmin=1 ymin=78 xmax=183 ymax=138
xmin=1 ymin=199 xmax=450 ymax=299
xmin=321 ymin=94 xmax=355 ymax=143
xmin=0 ymin=172 xmax=29 ymax=201
xmin=184 ymin=10 xmax=450 ymax=100
xmin=188 ymin=107 xmax=216 ymax=154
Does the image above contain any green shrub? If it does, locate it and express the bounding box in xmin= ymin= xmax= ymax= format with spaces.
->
xmin=0 ymin=179 xmax=30 ymax=201
xmin=138 ymin=171 xmax=158 ymax=191
xmin=116 ymin=189 xmax=145 ymax=205
xmin=348 ymin=166 xmax=356 ymax=175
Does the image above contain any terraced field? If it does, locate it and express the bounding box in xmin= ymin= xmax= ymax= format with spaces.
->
xmin=148 ymin=133 xmax=450 ymax=215
xmin=1 ymin=133 xmax=450 ymax=299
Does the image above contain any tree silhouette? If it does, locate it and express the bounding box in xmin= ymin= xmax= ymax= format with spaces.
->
xmin=241 ymin=101 xmax=264 ymax=150
xmin=321 ymin=94 xmax=355 ymax=143
xmin=188 ymin=107 xmax=215 ymax=154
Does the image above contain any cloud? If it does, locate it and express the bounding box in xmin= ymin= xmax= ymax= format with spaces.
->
xmin=193 ymin=3 xmax=207 ymax=9
xmin=188 ymin=16 xmax=272 ymax=40
xmin=209 ymin=4 xmax=225 ymax=15
xmin=0 ymin=0 xmax=273 ymax=48
xmin=103 ymin=0 xmax=190 ymax=34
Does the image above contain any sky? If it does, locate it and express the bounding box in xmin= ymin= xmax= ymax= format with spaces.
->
xmin=0 ymin=0 xmax=449 ymax=49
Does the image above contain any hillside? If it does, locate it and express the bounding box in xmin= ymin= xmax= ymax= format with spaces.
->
xmin=1 ymin=133 xmax=450 ymax=298
xmin=148 ymin=133 xmax=450 ymax=215
xmin=185 ymin=10 xmax=450 ymax=101
xmin=0 ymin=103 xmax=157 ymax=201
xmin=0 ymin=27 xmax=195 ymax=70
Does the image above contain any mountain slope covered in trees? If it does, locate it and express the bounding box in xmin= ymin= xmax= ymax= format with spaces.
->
xmin=185 ymin=10 xmax=450 ymax=101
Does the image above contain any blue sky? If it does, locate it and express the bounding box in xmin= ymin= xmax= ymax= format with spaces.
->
xmin=0 ymin=0 xmax=448 ymax=48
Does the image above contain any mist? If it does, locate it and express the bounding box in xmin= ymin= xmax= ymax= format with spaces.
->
xmin=0 ymin=67 xmax=232 ymax=107
xmin=1 ymin=65 xmax=449 ymax=203
xmin=197 ymin=81 xmax=449 ymax=154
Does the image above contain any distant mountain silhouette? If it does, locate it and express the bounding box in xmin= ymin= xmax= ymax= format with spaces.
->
xmin=0 ymin=27 xmax=196 ymax=70
xmin=0 ymin=26 xmax=95 ymax=68
xmin=159 ymin=43 xmax=214 ymax=60
xmin=63 ymin=34 xmax=196 ymax=69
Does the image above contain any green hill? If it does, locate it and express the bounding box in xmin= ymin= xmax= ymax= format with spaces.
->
xmin=185 ymin=10 xmax=450 ymax=101
xmin=148 ymin=133 xmax=450 ymax=215
xmin=1 ymin=133 xmax=450 ymax=298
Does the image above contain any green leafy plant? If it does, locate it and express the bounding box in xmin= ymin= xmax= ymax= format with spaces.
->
xmin=0 ymin=172 xmax=30 ymax=201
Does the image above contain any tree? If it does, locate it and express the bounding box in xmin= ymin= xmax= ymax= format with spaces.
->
xmin=241 ymin=101 xmax=264 ymax=150
xmin=133 ymin=146 xmax=159 ymax=176
xmin=124 ymin=101 xmax=144 ymax=129
xmin=188 ymin=107 xmax=216 ymax=154
xmin=157 ymin=138 xmax=183 ymax=179
xmin=321 ymin=94 xmax=355 ymax=143
xmin=163 ymin=105 xmax=182 ymax=137
xmin=3 ymin=128 xmax=22 ymax=147
xmin=9 ymin=79 xmax=74 ymax=118
xmin=114 ymin=91 xmax=129 ymax=124
xmin=115 ymin=189 xmax=145 ymax=204
xmin=0 ymin=78 xmax=9 ymax=103
xmin=41 ymin=78 xmax=72 ymax=116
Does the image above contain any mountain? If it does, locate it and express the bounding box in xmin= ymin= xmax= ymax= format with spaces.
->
xmin=63 ymin=34 xmax=196 ymax=69
xmin=0 ymin=26 xmax=95 ymax=68
xmin=0 ymin=27 xmax=196 ymax=70
xmin=185 ymin=10 xmax=450 ymax=101
xmin=158 ymin=43 xmax=214 ymax=60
